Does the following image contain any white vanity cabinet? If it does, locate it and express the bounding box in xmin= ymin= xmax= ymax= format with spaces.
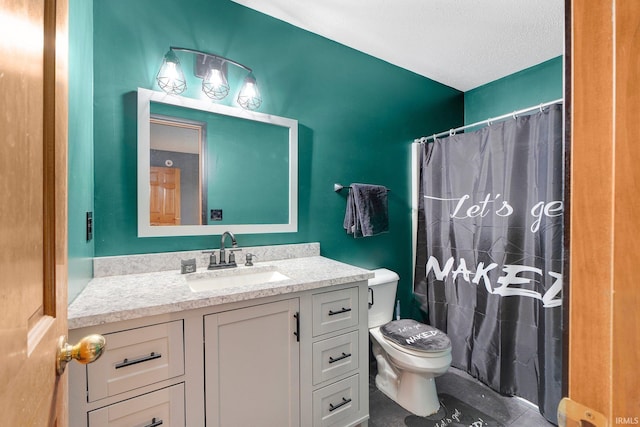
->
xmin=303 ymin=286 xmax=369 ymax=427
xmin=204 ymin=298 xmax=300 ymax=427
xmin=69 ymin=319 xmax=187 ymax=427
xmin=69 ymin=280 xmax=369 ymax=427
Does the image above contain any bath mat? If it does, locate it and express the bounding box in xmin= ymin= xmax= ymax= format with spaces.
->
xmin=404 ymin=394 xmax=504 ymax=427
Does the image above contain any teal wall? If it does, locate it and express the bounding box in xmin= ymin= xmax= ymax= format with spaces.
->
xmin=68 ymin=1 xmax=564 ymax=314
xmin=68 ymin=0 xmax=94 ymax=302
xmin=89 ymin=0 xmax=463 ymax=317
xmin=464 ymin=56 xmax=563 ymax=125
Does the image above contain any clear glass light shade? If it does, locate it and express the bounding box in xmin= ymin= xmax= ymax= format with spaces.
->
xmin=156 ymin=50 xmax=187 ymax=95
xmin=202 ymin=67 xmax=230 ymax=100
xmin=237 ymin=73 xmax=262 ymax=110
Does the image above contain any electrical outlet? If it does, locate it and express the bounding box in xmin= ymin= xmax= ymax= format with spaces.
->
xmin=210 ymin=209 xmax=223 ymax=221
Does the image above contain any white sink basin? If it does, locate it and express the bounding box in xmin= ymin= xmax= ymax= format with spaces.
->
xmin=186 ymin=267 xmax=290 ymax=292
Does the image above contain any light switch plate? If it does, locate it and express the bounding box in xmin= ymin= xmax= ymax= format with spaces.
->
xmin=86 ymin=211 xmax=93 ymax=241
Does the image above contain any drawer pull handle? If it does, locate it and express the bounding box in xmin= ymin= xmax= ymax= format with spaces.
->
xmin=329 ymin=397 xmax=352 ymax=412
xmin=328 ymin=352 xmax=352 ymax=364
xmin=328 ymin=307 xmax=351 ymax=316
xmin=144 ymin=418 xmax=163 ymax=427
xmin=115 ymin=352 xmax=161 ymax=369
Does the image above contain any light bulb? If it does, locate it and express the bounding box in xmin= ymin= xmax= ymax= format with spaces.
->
xmin=202 ymin=66 xmax=230 ymax=100
xmin=156 ymin=50 xmax=186 ymax=95
xmin=237 ymin=73 xmax=262 ymax=110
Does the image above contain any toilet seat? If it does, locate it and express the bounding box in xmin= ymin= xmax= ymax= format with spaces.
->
xmin=380 ymin=319 xmax=451 ymax=355
xmin=370 ymin=327 xmax=451 ymax=370
xmin=384 ymin=337 xmax=451 ymax=358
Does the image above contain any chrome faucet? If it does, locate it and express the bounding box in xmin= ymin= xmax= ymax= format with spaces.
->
xmin=219 ymin=231 xmax=238 ymax=266
xmin=204 ymin=231 xmax=241 ymax=270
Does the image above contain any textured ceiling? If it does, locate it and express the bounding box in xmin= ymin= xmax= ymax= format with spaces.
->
xmin=231 ymin=0 xmax=564 ymax=92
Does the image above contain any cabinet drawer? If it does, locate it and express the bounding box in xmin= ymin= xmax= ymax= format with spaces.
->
xmin=88 ymin=383 xmax=185 ymax=427
xmin=312 ymin=287 xmax=359 ymax=336
xmin=313 ymin=374 xmax=360 ymax=427
xmin=87 ymin=321 xmax=184 ymax=402
xmin=313 ymin=331 xmax=359 ymax=385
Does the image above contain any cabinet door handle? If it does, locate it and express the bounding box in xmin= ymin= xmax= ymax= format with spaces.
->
xmin=293 ymin=312 xmax=300 ymax=342
xmin=115 ymin=352 xmax=161 ymax=369
xmin=329 ymin=397 xmax=352 ymax=412
xmin=144 ymin=418 xmax=163 ymax=427
xmin=328 ymin=307 xmax=351 ymax=316
xmin=328 ymin=352 xmax=352 ymax=364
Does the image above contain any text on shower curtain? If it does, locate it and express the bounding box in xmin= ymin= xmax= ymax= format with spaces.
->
xmin=424 ymin=193 xmax=564 ymax=233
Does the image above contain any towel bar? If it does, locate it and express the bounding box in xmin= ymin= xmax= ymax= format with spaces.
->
xmin=334 ymin=183 xmax=390 ymax=192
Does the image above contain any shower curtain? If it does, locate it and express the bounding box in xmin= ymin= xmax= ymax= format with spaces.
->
xmin=414 ymin=104 xmax=563 ymax=424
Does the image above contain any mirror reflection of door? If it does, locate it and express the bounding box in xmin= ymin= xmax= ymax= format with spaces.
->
xmin=150 ymin=166 xmax=181 ymax=225
xmin=150 ymin=115 xmax=206 ymax=225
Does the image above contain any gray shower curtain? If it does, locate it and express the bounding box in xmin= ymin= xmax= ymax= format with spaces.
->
xmin=414 ymin=104 xmax=563 ymax=424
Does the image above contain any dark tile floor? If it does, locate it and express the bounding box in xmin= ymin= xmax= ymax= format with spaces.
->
xmin=368 ymin=363 xmax=556 ymax=427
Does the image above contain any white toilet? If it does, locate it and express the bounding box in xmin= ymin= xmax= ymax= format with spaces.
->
xmin=368 ymin=268 xmax=452 ymax=417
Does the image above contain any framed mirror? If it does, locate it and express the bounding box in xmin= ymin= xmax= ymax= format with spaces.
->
xmin=137 ymin=88 xmax=298 ymax=237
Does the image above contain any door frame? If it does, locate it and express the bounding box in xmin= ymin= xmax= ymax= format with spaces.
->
xmin=566 ymin=0 xmax=640 ymax=423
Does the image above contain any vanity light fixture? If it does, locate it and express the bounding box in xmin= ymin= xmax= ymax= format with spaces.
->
xmin=156 ymin=46 xmax=262 ymax=110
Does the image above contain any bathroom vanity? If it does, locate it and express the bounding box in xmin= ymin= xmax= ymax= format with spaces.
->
xmin=68 ymin=243 xmax=372 ymax=427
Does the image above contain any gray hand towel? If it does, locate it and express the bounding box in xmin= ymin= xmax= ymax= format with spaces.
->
xmin=343 ymin=183 xmax=389 ymax=237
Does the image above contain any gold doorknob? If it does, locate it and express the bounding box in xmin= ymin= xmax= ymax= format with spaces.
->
xmin=56 ymin=334 xmax=106 ymax=375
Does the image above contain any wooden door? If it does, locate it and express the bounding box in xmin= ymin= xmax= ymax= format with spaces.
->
xmin=0 ymin=0 xmax=69 ymax=425
xmin=150 ymin=166 xmax=181 ymax=225
xmin=567 ymin=0 xmax=640 ymax=424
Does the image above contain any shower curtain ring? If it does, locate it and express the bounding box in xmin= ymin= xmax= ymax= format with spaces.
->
xmin=512 ymin=111 xmax=517 ymax=119
xmin=539 ymin=103 xmax=544 ymax=113
xmin=449 ymin=129 xmax=455 ymax=136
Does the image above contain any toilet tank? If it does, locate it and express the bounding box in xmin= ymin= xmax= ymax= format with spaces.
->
xmin=368 ymin=268 xmax=400 ymax=329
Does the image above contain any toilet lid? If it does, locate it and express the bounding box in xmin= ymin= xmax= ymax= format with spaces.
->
xmin=380 ymin=319 xmax=451 ymax=353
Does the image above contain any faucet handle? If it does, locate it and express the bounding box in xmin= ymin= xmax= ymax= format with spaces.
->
xmin=203 ymin=251 xmax=217 ymax=269
xmin=228 ymin=248 xmax=242 ymax=264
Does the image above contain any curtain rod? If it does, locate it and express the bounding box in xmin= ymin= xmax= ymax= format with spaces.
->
xmin=413 ymin=98 xmax=563 ymax=143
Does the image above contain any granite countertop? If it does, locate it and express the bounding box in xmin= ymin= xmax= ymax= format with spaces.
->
xmin=68 ymin=255 xmax=373 ymax=330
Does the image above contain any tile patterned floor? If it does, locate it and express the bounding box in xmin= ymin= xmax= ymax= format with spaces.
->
xmin=368 ymin=364 xmax=556 ymax=427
